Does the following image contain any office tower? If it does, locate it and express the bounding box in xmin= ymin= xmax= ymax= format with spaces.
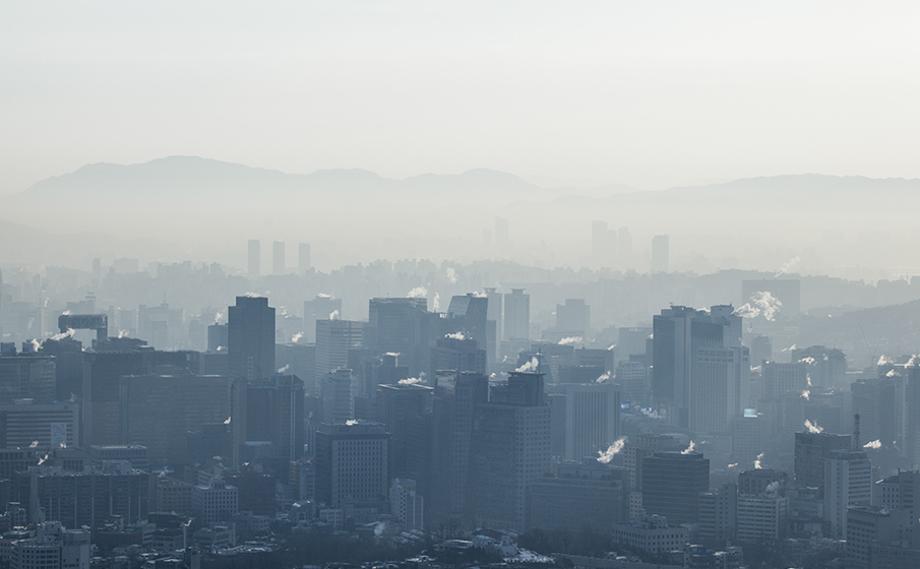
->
xmin=313 ymin=421 xmax=389 ymax=510
xmin=640 ymin=451 xmax=710 ymax=524
xmin=652 ymin=305 xmax=743 ymax=429
xmin=272 ymin=240 xmax=285 ymax=274
xmin=620 ymin=433 xmax=687 ymax=491
xmin=320 ymin=369 xmax=355 ymax=425
xmin=368 ymin=297 xmax=431 ymax=376
xmin=698 ymin=484 xmax=737 ymax=547
xmin=247 ymin=239 xmax=261 ymax=277
xmin=470 ymin=371 xmax=551 ymax=531
xmin=83 ymin=349 xmax=155 ymax=446
xmin=137 ymin=303 xmax=182 ymax=349
xmin=207 ymin=322 xmax=228 ymax=352
xmin=852 ymin=376 xmax=903 ymax=450
xmin=298 ymin=242 xmax=312 ymax=272
xmin=502 ymin=288 xmax=530 ymax=341
xmin=527 ymin=461 xmax=628 ymax=531
xmin=240 ymin=374 xmax=305 ymax=464
xmin=615 ymin=327 xmax=651 ymax=366
xmin=557 ymin=382 xmax=620 ymax=462
xmin=15 ymin=462 xmax=149 ymax=527
xmin=845 ymin=506 xmax=917 ymax=569
xmin=762 ymin=361 xmax=807 ymax=399
xmin=37 ymin=336 xmax=83 ymax=403
xmin=390 ymin=478 xmax=425 ymax=531
xmin=794 ymin=430 xmax=853 ymax=490
xmin=0 ymin=352 xmax=55 ymax=404
xmin=824 ymin=449 xmax=872 ymax=538
xmin=315 ymin=319 xmax=364 ymax=377
xmin=446 ymin=294 xmax=489 ymax=366
xmin=191 ymin=481 xmax=239 ymax=524
xmin=741 ymin=278 xmax=802 ymax=318
xmin=429 ymin=372 xmax=489 ymax=527
xmin=906 ymin=368 xmax=920 ymax=467
xmin=736 ymin=493 xmax=788 ymax=543
xmin=555 ymin=299 xmax=590 ymax=337
xmin=10 ymin=522 xmax=91 ymax=569
xmin=303 ymin=294 xmax=342 ymax=344
xmin=651 ymin=234 xmax=670 ymax=273
xmin=0 ymin=400 xmax=80 ymax=449
xmin=376 ymin=383 xmax=433 ymax=516
xmin=615 ymin=355 xmax=650 ymax=405
xmin=790 ymin=345 xmax=847 ymax=388
xmin=430 ymin=336 xmax=486 ymax=378
xmin=120 ymin=374 xmax=232 ymax=463
xmin=749 ymin=335 xmax=773 ymax=366
xmin=227 ymin=295 xmax=275 ymax=381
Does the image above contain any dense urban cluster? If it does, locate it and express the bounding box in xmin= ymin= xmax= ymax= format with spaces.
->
xmin=0 ymin=238 xmax=917 ymax=569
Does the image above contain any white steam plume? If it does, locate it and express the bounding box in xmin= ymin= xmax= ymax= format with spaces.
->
xmin=398 ymin=377 xmax=423 ymax=385
xmin=734 ymin=291 xmax=783 ymax=321
xmin=515 ymin=356 xmax=540 ymax=373
xmin=445 ymin=331 xmax=466 ymax=341
xmin=804 ymin=419 xmax=824 ymax=434
xmin=557 ymin=336 xmax=582 ymax=346
xmin=596 ymin=437 xmax=627 ymax=464
xmin=774 ymin=256 xmax=801 ymax=278
xmin=681 ymin=440 xmax=697 ymax=454
xmin=754 ymin=452 xmax=765 ymax=469
xmin=407 ymin=286 xmax=428 ymax=299
xmin=863 ymin=439 xmax=882 ymax=449
xmin=596 ymin=371 xmax=611 ymax=383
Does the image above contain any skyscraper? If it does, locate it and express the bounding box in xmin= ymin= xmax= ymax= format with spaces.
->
xmin=298 ymin=242 xmax=312 ymax=273
xmin=303 ymin=294 xmax=342 ymax=344
xmin=227 ymin=295 xmax=276 ymax=381
xmin=651 ymin=234 xmax=670 ymax=273
xmin=503 ymin=288 xmax=530 ymax=341
xmin=824 ymin=449 xmax=871 ymax=538
xmin=557 ymin=381 xmax=621 ymax=462
xmin=652 ymin=305 xmax=743 ymax=429
xmin=247 ymin=239 xmax=261 ymax=277
xmin=315 ymin=319 xmax=364 ymax=377
xmin=368 ymin=297 xmax=432 ymax=376
xmin=272 ymin=240 xmax=286 ymax=274
xmin=313 ymin=421 xmax=389 ymax=511
xmin=640 ymin=451 xmax=710 ymax=525
xmin=470 ymin=371 xmax=551 ymax=531
xmin=320 ymin=368 xmax=355 ymax=425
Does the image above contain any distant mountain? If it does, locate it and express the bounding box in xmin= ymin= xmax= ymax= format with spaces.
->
xmin=20 ymin=156 xmax=540 ymax=201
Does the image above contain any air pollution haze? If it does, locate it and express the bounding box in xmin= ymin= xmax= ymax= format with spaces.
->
xmin=3 ymin=3 xmax=920 ymax=569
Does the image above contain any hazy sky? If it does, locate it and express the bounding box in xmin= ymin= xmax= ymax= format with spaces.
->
xmin=3 ymin=0 xmax=920 ymax=194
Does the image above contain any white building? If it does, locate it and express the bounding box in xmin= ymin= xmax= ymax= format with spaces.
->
xmin=191 ymin=482 xmax=239 ymax=525
xmin=611 ymin=514 xmax=688 ymax=555
xmin=10 ymin=522 xmax=90 ymax=569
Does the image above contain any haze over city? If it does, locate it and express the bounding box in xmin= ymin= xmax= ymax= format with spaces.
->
xmin=1 ymin=2 xmax=920 ymax=569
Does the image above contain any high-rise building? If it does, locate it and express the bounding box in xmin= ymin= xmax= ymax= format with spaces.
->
xmin=272 ymin=240 xmax=286 ymax=274
xmin=0 ymin=400 xmax=80 ymax=450
xmin=736 ymin=493 xmax=788 ymax=543
xmin=905 ymin=368 xmax=920 ymax=468
xmin=227 ymin=295 xmax=275 ymax=381
xmin=15 ymin=463 xmax=149 ymax=528
xmin=470 ymin=371 xmax=551 ymax=531
xmin=557 ymin=382 xmax=620 ymax=462
xmin=320 ymin=369 xmax=355 ymax=425
xmin=368 ymin=298 xmax=432 ymax=376
xmin=297 ymin=242 xmax=311 ymax=273
xmin=303 ymin=294 xmax=342 ymax=344
xmin=429 ymin=372 xmax=489 ymax=527
xmin=555 ymin=299 xmax=590 ymax=337
xmin=794 ymin=430 xmax=853 ymax=491
xmin=446 ymin=294 xmax=489 ymax=367
xmin=527 ymin=461 xmax=628 ymax=531
xmin=390 ymin=478 xmax=425 ymax=531
xmin=247 ymin=239 xmax=261 ymax=277
xmin=313 ymin=421 xmax=389 ymax=510
xmin=0 ymin=353 xmax=56 ymax=404
xmin=698 ymin=484 xmax=737 ymax=547
xmin=430 ymin=336 xmax=486 ymax=378
xmin=651 ymin=234 xmax=670 ymax=273
xmin=315 ymin=319 xmax=364 ymax=378
xmin=640 ymin=451 xmax=710 ymax=525
xmin=763 ymin=362 xmax=808 ymax=400
xmin=652 ymin=305 xmax=743 ymax=429
xmin=238 ymin=374 xmax=305 ymax=464
xmin=502 ymin=289 xmax=530 ymax=341
xmin=119 ymin=374 xmax=233 ymax=464
xmin=824 ymin=449 xmax=872 ymax=538
xmin=376 ymin=383 xmax=433 ymax=506
xmin=191 ymin=481 xmax=239 ymax=524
